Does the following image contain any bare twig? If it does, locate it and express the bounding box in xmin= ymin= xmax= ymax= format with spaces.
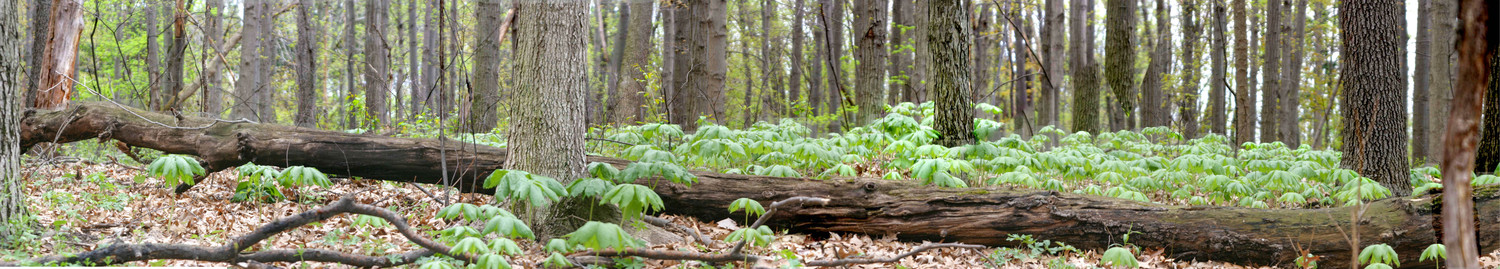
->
xmin=6 ymin=196 xmax=472 ymax=267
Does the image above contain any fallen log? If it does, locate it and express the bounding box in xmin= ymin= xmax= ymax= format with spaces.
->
xmin=20 ymin=102 xmax=1500 ymax=268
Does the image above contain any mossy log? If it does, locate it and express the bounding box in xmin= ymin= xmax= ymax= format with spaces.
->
xmin=21 ymin=102 xmax=1500 ymax=268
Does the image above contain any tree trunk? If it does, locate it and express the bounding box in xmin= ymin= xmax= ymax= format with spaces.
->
xmin=420 ymin=0 xmax=443 ymax=118
xmin=32 ymin=0 xmax=82 ymax=111
xmin=294 ymin=0 xmax=318 ymax=128
xmin=907 ymin=0 xmax=928 ymax=105
xmin=1413 ymin=0 xmax=1433 ymax=163
xmin=1040 ymin=0 xmax=1063 ymax=134
xmin=887 ymin=0 xmax=908 ymax=106
xmin=234 ymin=1 xmax=265 ymax=122
xmin=1339 ymin=0 xmax=1411 ymax=197
xmin=1104 ymin=0 xmax=1136 ymax=132
xmin=790 ymin=0 xmax=807 ymax=113
xmin=24 ymin=0 xmax=51 ymax=108
xmin=344 ymin=0 xmax=358 ymax=129
xmin=1209 ymin=0 xmax=1227 ymax=135
xmin=930 ymin=0 xmax=974 ymax=147
xmin=1232 ymin=0 xmax=1253 ymax=145
xmin=605 ymin=1 xmax=629 ymax=125
xmin=18 ymin=102 xmax=1500 ymax=269
xmin=160 ymin=0 xmax=188 ymax=111
xmin=611 ymin=1 xmax=653 ymax=125
xmin=809 ymin=1 xmax=826 ymax=117
xmin=854 ymin=0 xmax=885 ymax=125
xmin=1279 ymin=0 xmax=1307 ymax=148
xmin=1179 ymin=0 xmax=1200 ymax=139
xmin=254 ymin=0 xmax=275 ymax=122
xmin=470 ymin=0 xmax=503 ymax=132
xmin=1139 ymin=0 xmax=1171 ymax=129
xmin=668 ymin=0 xmax=728 ymax=132
xmin=1478 ymin=54 xmax=1500 ymax=174
xmin=827 ymin=0 xmax=845 ymax=129
xmin=762 ymin=0 xmax=784 ymax=121
xmin=1069 ymin=0 xmax=1099 ymax=134
xmin=1009 ymin=7 xmax=1031 ymax=138
xmin=510 ymin=1 xmax=612 ymax=237
xmin=1429 ymin=0 xmax=1456 ymax=166
xmin=202 ymin=0 xmax=225 ymax=115
xmin=1258 ymin=0 xmax=1282 ymax=143
xmin=1440 ymin=0 xmax=1492 ymax=266
xmin=145 ymin=1 xmax=160 ymax=110
xmin=405 ymin=0 xmax=418 ymax=122
xmin=0 ymin=0 xmax=30 ymax=245
xmin=975 ymin=3 xmax=994 ymax=118
xmin=365 ymin=0 xmax=389 ymax=130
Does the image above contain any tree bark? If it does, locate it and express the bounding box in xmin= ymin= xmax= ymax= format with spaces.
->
xmin=887 ymin=0 xmax=908 ymax=106
xmin=0 ymin=0 xmax=30 ymax=245
xmin=1442 ymin=0 xmax=1492 ymax=266
xmin=790 ymin=0 xmax=807 ymax=112
xmin=419 ymin=0 xmax=443 ymax=118
xmin=611 ymin=1 xmax=654 ymax=125
xmin=1258 ymin=0 xmax=1283 ymax=143
xmin=294 ymin=0 xmax=318 ymax=128
xmin=234 ymin=1 xmax=266 ymax=122
xmin=1232 ymin=0 xmax=1254 ymax=145
xmin=365 ymin=0 xmax=390 ymax=130
xmin=1179 ymin=0 xmax=1201 ymax=139
xmin=511 ymin=1 xmax=612 ymax=237
xmin=1478 ymin=53 xmax=1500 ymax=174
xmin=1209 ymin=0 xmax=1227 ymax=136
xmin=160 ymin=0 xmax=188 ymax=112
xmin=145 ymin=1 xmax=160 ymax=110
xmin=1429 ymin=0 xmax=1456 ymax=166
xmin=1040 ymin=0 xmax=1063 ymax=134
xmin=851 ymin=0 xmax=885 ymax=125
xmin=1104 ymin=0 xmax=1136 ymax=132
xmin=809 ymin=1 xmax=826 ymax=117
xmin=929 ymin=0 xmax=973 ymax=147
xmin=202 ymin=0 xmax=225 ymax=115
xmin=1139 ymin=0 xmax=1171 ymax=129
xmin=24 ymin=0 xmax=51 ymax=108
xmin=668 ymin=0 xmax=728 ymax=132
xmin=907 ymin=0 xmax=928 ymax=105
xmin=762 ymin=0 xmax=785 ymax=120
xmin=18 ymin=102 xmax=1500 ymax=269
xmin=33 ymin=0 xmax=83 ymax=111
xmin=344 ymin=0 xmax=358 ymax=129
xmin=1414 ymin=0 xmax=1433 ymax=163
xmin=1069 ymin=0 xmax=1099 ymax=134
xmin=469 ymin=0 xmax=503 ymax=132
xmin=1339 ymin=0 xmax=1412 ymax=197
xmin=1008 ymin=6 xmax=1030 ymax=138
xmin=1279 ymin=0 xmax=1307 ymax=148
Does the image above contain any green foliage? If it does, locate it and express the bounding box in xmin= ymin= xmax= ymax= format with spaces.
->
xmin=276 ymin=166 xmax=332 ymax=189
xmin=483 ymin=215 xmax=535 ymax=239
xmin=484 ymin=170 xmax=567 ymax=207
xmin=147 ymin=155 xmax=204 ymax=187
xmin=600 ymin=184 xmax=665 ymax=221
xmin=728 ymin=198 xmax=766 ymax=220
xmin=565 ymin=221 xmax=643 ymax=251
xmin=1358 ymin=243 xmax=1399 ymax=267
xmin=725 ymin=226 xmax=776 ymax=247
xmin=1419 ymin=243 xmax=1445 ymax=265
xmin=1100 ymin=247 xmax=1139 ymax=268
xmin=474 ymin=254 xmax=513 ymax=269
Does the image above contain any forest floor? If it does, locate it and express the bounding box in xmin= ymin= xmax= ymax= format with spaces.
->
xmin=4 ymin=161 xmax=1498 ymax=268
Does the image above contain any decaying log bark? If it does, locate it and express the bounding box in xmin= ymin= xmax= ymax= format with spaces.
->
xmin=20 ymin=102 xmax=1500 ymax=268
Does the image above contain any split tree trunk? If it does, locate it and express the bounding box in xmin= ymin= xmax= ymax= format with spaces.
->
xmin=32 ymin=0 xmax=83 ymax=111
xmin=20 ymin=102 xmax=1500 ymax=269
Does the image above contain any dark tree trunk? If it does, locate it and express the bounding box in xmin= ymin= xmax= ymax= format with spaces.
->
xmin=1008 ymin=6 xmax=1031 ymax=138
xmin=0 ymin=0 xmax=30 ymax=245
xmin=161 ymin=0 xmax=188 ymax=111
xmin=1259 ymin=0 xmax=1283 ymax=143
xmin=1339 ymin=0 xmax=1411 ymax=196
xmin=1139 ymin=0 xmax=1171 ymax=128
xmin=1103 ymin=0 xmax=1136 ymax=131
xmin=24 ymin=0 xmax=51 ymax=108
xmin=31 ymin=0 xmax=82 ymax=111
xmin=790 ymin=0 xmax=806 ymax=113
xmin=1040 ymin=0 xmax=1063 ymax=134
xmin=907 ymin=0 xmax=928 ymax=104
xmin=1233 ymin=0 xmax=1254 ymax=144
xmin=1429 ymin=0 xmax=1457 ymax=166
xmin=1179 ymin=0 xmax=1201 ymax=139
xmin=762 ymin=0 xmax=784 ymax=120
xmin=809 ymin=1 xmax=826 ymax=116
xmin=611 ymin=1 xmax=654 ymax=125
xmin=419 ymin=0 xmax=442 ymax=118
xmin=1209 ymin=0 xmax=1228 ymax=135
xmin=146 ymin=1 xmax=160 ymax=110
xmin=1068 ymin=0 xmax=1098 ymax=134
xmin=234 ymin=1 xmax=265 ymax=122
xmin=1413 ymin=0 xmax=1432 ymax=162
xmin=929 ymin=0 xmax=973 ymax=147
xmin=294 ymin=0 xmax=318 ymax=128
xmin=1478 ymin=55 xmax=1500 ymax=174
xmin=887 ymin=0 xmax=908 ymax=106
xmin=1279 ymin=0 xmax=1307 ymax=147
xmin=365 ymin=0 xmax=390 ymax=130
xmin=469 ymin=0 xmax=503 ymax=132
xmin=19 ymin=102 xmax=1500 ymax=269
xmin=668 ymin=0 xmax=728 ymax=132
xmin=344 ymin=0 xmax=358 ymax=129
xmin=202 ymin=0 xmax=225 ymax=115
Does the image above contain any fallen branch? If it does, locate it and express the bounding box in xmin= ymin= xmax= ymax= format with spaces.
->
xmin=3 ymin=196 xmax=473 ymax=267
